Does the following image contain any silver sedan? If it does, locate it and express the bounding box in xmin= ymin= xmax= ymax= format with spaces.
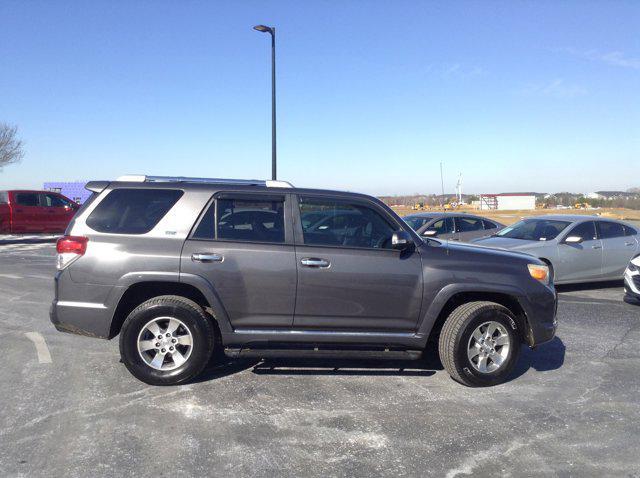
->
xmin=473 ymin=215 xmax=640 ymax=284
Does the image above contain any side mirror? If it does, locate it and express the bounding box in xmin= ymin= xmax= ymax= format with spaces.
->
xmin=423 ymin=229 xmax=437 ymax=237
xmin=564 ymin=235 xmax=583 ymax=244
xmin=392 ymin=231 xmax=413 ymax=250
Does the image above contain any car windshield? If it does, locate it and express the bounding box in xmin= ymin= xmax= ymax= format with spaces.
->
xmin=404 ymin=216 xmax=432 ymax=230
xmin=496 ymin=219 xmax=570 ymax=241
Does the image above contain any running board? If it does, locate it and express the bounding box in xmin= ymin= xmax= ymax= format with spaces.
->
xmin=224 ymin=346 xmax=423 ymax=361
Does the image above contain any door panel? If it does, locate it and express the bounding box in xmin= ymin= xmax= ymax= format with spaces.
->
xmin=180 ymin=193 xmax=296 ymax=328
xmin=11 ymin=192 xmax=40 ymax=232
xmin=293 ymin=195 xmax=423 ymax=331
xmin=181 ymin=240 xmax=297 ymax=327
xmin=41 ymin=193 xmax=75 ymax=232
xmin=557 ymin=221 xmax=602 ymax=281
xmin=597 ymin=221 xmax=637 ymax=278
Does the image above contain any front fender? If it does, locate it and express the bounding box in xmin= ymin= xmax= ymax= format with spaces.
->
xmin=417 ymin=282 xmax=529 ymax=338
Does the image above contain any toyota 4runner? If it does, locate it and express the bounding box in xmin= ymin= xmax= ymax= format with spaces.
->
xmin=50 ymin=175 xmax=557 ymax=386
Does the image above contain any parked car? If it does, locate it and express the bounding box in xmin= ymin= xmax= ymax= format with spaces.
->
xmin=624 ymin=255 xmax=640 ymax=303
xmin=403 ymin=212 xmax=504 ymax=242
xmin=51 ymin=175 xmax=557 ymax=387
xmin=0 ymin=190 xmax=79 ymax=234
xmin=473 ymin=215 xmax=639 ymax=284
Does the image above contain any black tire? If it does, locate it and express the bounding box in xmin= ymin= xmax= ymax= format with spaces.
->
xmin=438 ymin=301 xmax=521 ymax=387
xmin=119 ymin=295 xmax=216 ymax=386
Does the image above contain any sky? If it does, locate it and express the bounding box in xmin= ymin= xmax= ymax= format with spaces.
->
xmin=0 ymin=1 xmax=638 ymax=196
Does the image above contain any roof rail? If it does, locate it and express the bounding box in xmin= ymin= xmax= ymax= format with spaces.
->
xmin=115 ymin=175 xmax=294 ymax=188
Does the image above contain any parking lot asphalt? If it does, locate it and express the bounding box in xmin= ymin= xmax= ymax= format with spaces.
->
xmin=1 ymin=243 xmax=639 ymax=477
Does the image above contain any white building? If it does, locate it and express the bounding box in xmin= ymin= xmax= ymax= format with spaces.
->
xmin=479 ymin=194 xmax=536 ymax=211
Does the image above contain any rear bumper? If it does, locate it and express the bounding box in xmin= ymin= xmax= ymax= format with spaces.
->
xmin=49 ymin=270 xmax=121 ymax=339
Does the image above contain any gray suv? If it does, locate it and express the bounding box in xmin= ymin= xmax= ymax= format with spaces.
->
xmin=50 ymin=176 xmax=557 ymax=387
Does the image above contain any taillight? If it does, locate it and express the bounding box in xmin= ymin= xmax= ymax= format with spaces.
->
xmin=56 ymin=236 xmax=88 ymax=270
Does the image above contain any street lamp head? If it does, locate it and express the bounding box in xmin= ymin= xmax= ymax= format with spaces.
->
xmin=253 ymin=24 xmax=273 ymax=34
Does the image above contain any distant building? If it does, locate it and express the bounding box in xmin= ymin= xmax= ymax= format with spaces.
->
xmin=479 ymin=193 xmax=536 ymax=211
xmin=43 ymin=181 xmax=91 ymax=204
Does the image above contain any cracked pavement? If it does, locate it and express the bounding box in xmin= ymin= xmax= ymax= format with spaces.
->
xmin=1 ymin=244 xmax=639 ymax=477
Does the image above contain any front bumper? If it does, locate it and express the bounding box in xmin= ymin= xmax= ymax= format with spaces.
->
xmin=624 ymin=267 xmax=640 ymax=303
xmin=520 ymin=286 xmax=558 ymax=347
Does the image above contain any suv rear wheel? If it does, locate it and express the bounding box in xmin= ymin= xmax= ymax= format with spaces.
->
xmin=438 ymin=301 xmax=521 ymax=387
xmin=119 ymin=295 xmax=216 ymax=385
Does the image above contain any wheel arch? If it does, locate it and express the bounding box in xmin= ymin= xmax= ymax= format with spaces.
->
xmin=420 ymin=286 xmax=534 ymax=346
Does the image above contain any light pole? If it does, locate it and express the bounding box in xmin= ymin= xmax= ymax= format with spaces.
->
xmin=253 ymin=24 xmax=277 ymax=180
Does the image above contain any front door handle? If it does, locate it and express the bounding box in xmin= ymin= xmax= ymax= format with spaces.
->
xmin=592 ymin=245 xmax=602 ymax=249
xmin=625 ymin=242 xmax=635 ymax=246
xmin=192 ymin=252 xmax=224 ymax=263
xmin=300 ymin=258 xmax=330 ymax=268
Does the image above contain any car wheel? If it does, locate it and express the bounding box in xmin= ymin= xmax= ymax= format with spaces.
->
xmin=438 ymin=301 xmax=521 ymax=387
xmin=119 ymin=295 xmax=216 ymax=385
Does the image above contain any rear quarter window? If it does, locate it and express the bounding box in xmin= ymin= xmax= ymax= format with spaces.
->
xmin=0 ymin=192 xmax=7 ymax=204
xmin=86 ymin=189 xmax=183 ymax=234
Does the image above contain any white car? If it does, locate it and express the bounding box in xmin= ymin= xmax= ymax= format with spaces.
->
xmin=624 ymin=255 xmax=640 ymax=303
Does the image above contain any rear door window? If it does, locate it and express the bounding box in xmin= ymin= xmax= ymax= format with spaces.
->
xmin=15 ymin=193 xmax=39 ymax=206
xmin=193 ymin=195 xmax=285 ymax=244
xmin=596 ymin=221 xmax=625 ymax=239
xmin=456 ymin=217 xmax=483 ymax=232
xmin=86 ymin=189 xmax=183 ymax=234
xmin=624 ymin=225 xmax=637 ymax=236
xmin=482 ymin=220 xmax=498 ymax=230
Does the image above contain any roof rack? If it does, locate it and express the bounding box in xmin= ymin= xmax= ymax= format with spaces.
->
xmin=116 ymin=175 xmax=294 ymax=188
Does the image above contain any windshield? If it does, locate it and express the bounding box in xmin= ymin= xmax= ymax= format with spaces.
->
xmin=404 ymin=216 xmax=432 ymax=230
xmin=496 ymin=219 xmax=570 ymax=241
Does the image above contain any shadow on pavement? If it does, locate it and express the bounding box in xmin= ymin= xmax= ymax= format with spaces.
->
xmin=556 ymin=280 xmax=623 ymax=293
xmin=510 ymin=336 xmax=565 ymax=380
xmin=192 ymin=338 xmax=565 ymax=383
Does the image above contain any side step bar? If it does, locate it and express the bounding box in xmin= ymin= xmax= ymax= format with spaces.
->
xmin=224 ymin=346 xmax=423 ymax=361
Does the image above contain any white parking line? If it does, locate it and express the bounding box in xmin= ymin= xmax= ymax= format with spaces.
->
xmin=0 ymin=274 xmax=23 ymax=279
xmin=24 ymin=332 xmax=53 ymax=364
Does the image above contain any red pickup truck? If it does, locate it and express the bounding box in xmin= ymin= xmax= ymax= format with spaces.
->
xmin=0 ymin=190 xmax=79 ymax=234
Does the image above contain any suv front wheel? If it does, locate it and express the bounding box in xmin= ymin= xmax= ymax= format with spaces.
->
xmin=438 ymin=301 xmax=521 ymax=387
xmin=119 ymin=295 xmax=216 ymax=385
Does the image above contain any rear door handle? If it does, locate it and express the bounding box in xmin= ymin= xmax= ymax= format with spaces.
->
xmin=300 ymin=258 xmax=331 ymax=268
xmin=191 ymin=253 xmax=224 ymax=263
xmin=592 ymin=245 xmax=602 ymax=249
xmin=625 ymin=242 xmax=635 ymax=246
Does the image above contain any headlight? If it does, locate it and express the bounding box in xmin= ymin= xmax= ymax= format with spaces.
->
xmin=628 ymin=262 xmax=638 ymax=272
xmin=528 ymin=264 xmax=550 ymax=284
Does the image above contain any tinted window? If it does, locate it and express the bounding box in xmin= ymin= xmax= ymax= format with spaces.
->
xmin=457 ymin=217 xmax=483 ymax=232
xmin=42 ymin=193 xmax=73 ymax=208
xmin=597 ymin=221 xmax=625 ymax=239
xmin=497 ymin=219 xmax=570 ymax=241
xmin=194 ymin=196 xmax=285 ymax=243
xmin=624 ymin=225 xmax=637 ymax=236
xmin=482 ymin=220 xmax=498 ymax=230
xmin=404 ymin=216 xmax=432 ymax=231
xmin=86 ymin=189 xmax=183 ymax=234
xmin=15 ymin=193 xmax=39 ymax=206
xmin=567 ymin=221 xmax=597 ymax=241
xmin=299 ymin=197 xmax=396 ymax=249
xmin=426 ymin=217 xmax=455 ymax=235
